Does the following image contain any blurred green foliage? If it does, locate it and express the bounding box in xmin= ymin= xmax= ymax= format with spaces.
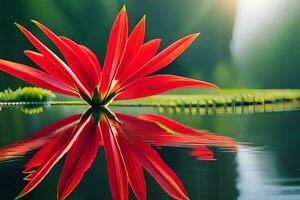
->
xmin=232 ymin=0 xmax=300 ymax=88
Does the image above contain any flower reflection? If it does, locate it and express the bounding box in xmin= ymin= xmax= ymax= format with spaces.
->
xmin=0 ymin=108 xmax=236 ymax=200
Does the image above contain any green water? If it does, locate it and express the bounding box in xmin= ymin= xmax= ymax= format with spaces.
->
xmin=0 ymin=105 xmax=300 ymax=200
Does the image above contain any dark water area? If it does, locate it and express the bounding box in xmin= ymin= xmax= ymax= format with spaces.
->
xmin=0 ymin=105 xmax=300 ymax=200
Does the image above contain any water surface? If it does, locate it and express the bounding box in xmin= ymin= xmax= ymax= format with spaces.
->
xmin=0 ymin=105 xmax=300 ymax=200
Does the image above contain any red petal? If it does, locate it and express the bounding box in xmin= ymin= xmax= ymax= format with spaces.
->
xmin=57 ymin=121 xmax=99 ymax=200
xmin=0 ymin=59 xmax=78 ymax=97
xmin=79 ymin=45 xmax=102 ymax=85
xmin=60 ymin=36 xmax=101 ymax=88
xmin=100 ymin=116 xmax=128 ymax=200
xmin=116 ymin=113 xmax=236 ymax=152
xmin=190 ymin=146 xmax=214 ymax=161
xmin=138 ymin=114 xmax=237 ymax=150
xmin=23 ymin=115 xmax=85 ymax=173
xmin=116 ymin=113 xmax=163 ymax=139
xmin=16 ymin=23 xmax=91 ymax=98
xmin=24 ymin=50 xmax=75 ymax=88
xmin=116 ymin=130 xmax=146 ymax=200
xmin=145 ymin=34 xmax=199 ymax=75
xmin=130 ymin=143 xmax=188 ymax=200
xmin=115 ymin=39 xmax=161 ymax=91
xmin=99 ymin=6 xmax=128 ymax=98
xmin=0 ymin=114 xmax=80 ymax=161
xmin=138 ymin=113 xmax=204 ymax=135
xmin=16 ymin=115 xmax=91 ymax=199
xmin=122 ymin=33 xmax=199 ymax=82
xmin=116 ymin=75 xmax=218 ymax=100
xmin=114 ymin=16 xmax=146 ymax=81
xmin=31 ymin=21 xmax=94 ymax=93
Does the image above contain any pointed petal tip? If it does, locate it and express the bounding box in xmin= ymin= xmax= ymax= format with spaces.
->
xmin=0 ymin=58 xmax=10 ymax=64
xmin=136 ymin=15 xmax=146 ymax=25
xmin=191 ymin=32 xmax=200 ymax=39
xmin=121 ymin=5 xmax=126 ymax=12
xmin=23 ymin=177 xmax=30 ymax=181
xmin=154 ymin=38 xmax=162 ymax=43
xmin=15 ymin=193 xmax=24 ymax=200
xmin=14 ymin=23 xmax=28 ymax=33
xmin=149 ymin=38 xmax=162 ymax=46
xmin=211 ymin=83 xmax=220 ymax=89
xmin=23 ymin=50 xmax=31 ymax=54
xmin=14 ymin=22 xmax=23 ymax=29
xmin=203 ymin=82 xmax=220 ymax=89
xmin=57 ymin=193 xmax=61 ymax=200
xmin=30 ymin=19 xmax=42 ymax=28
xmin=141 ymin=15 xmax=146 ymax=21
xmin=30 ymin=19 xmax=39 ymax=24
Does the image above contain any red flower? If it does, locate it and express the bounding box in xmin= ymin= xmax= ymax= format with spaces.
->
xmin=0 ymin=6 xmax=218 ymax=106
xmin=0 ymin=108 xmax=236 ymax=200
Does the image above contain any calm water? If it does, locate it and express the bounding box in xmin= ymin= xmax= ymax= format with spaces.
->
xmin=0 ymin=105 xmax=300 ymax=200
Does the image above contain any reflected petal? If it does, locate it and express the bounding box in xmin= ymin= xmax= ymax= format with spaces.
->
xmin=100 ymin=115 xmax=128 ymax=200
xmin=0 ymin=114 xmax=81 ymax=161
xmin=58 ymin=120 xmax=99 ymax=200
xmin=17 ymin=114 xmax=92 ymax=199
xmin=0 ymin=108 xmax=237 ymax=200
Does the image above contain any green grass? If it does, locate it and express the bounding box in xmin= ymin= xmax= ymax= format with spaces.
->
xmin=110 ymin=89 xmax=300 ymax=115
xmin=0 ymin=89 xmax=299 ymax=115
xmin=0 ymin=87 xmax=55 ymax=102
xmin=111 ymin=89 xmax=300 ymax=107
xmin=0 ymin=89 xmax=300 ymax=108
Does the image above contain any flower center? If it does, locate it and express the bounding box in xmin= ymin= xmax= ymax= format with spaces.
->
xmin=80 ymin=89 xmax=117 ymax=107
